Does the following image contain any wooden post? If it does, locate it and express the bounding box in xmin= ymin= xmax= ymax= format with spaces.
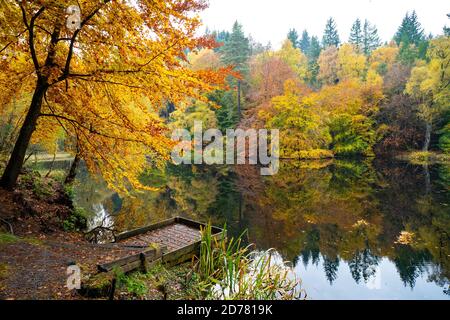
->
xmin=139 ymin=252 xmax=148 ymax=273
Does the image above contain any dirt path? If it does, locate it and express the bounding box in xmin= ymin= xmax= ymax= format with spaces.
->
xmin=0 ymin=233 xmax=143 ymax=299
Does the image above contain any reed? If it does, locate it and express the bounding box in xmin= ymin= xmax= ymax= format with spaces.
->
xmin=195 ymin=223 xmax=306 ymax=300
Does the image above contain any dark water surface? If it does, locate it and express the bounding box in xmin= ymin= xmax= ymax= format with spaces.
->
xmin=68 ymin=159 xmax=449 ymax=300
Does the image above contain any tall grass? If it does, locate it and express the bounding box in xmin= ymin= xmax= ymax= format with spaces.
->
xmin=195 ymin=223 xmax=306 ymax=300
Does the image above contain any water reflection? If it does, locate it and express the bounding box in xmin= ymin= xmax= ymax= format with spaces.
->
xmin=71 ymin=159 xmax=449 ymax=299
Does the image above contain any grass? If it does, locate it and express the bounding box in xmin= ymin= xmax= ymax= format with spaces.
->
xmin=0 ymin=233 xmax=19 ymax=245
xmin=0 ymin=233 xmax=43 ymax=247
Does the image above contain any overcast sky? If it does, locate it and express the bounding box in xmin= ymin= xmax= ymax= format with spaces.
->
xmin=199 ymin=0 xmax=449 ymax=49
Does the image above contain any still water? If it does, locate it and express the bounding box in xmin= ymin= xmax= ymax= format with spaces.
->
xmin=67 ymin=159 xmax=449 ymax=300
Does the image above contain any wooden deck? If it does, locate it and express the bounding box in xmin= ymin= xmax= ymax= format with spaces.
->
xmin=118 ymin=223 xmax=202 ymax=252
xmin=96 ymin=217 xmax=224 ymax=273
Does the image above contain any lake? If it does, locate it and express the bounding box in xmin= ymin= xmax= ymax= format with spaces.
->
xmin=66 ymin=158 xmax=449 ymax=300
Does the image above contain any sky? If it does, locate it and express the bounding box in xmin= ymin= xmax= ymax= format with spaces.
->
xmin=199 ymin=0 xmax=449 ymax=49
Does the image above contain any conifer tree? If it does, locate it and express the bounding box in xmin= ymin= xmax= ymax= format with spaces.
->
xmin=349 ymin=19 xmax=363 ymax=51
xmin=287 ymin=28 xmax=299 ymax=48
xmin=220 ymin=21 xmax=250 ymax=76
xmin=394 ymin=11 xmax=425 ymax=46
xmin=362 ymin=19 xmax=381 ymax=55
xmin=299 ymin=30 xmax=311 ymax=53
xmin=322 ymin=18 xmax=340 ymax=48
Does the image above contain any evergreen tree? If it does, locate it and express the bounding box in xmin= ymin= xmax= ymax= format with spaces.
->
xmin=394 ymin=11 xmax=425 ymax=46
xmin=362 ymin=19 xmax=381 ymax=55
xmin=307 ymin=36 xmax=322 ymax=86
xmin=322 ymin=17 xmax=340 ymax=48
xmin=217 ymin=22 xmax=250 ymax=127
xmin=444 ymin=13 xmax=450 ymax=36
xmin=299 ymin=30 xmax=311 ymax=53
xmin=220 ymin=21 xmax=250 ymax=76
xmin=287 ymin=28 xmax=299 ymax=48
xmin=395 ymin=11 xmax=427 ymax=64
xmin=349 ymin=18 xmax=363 ymax=51
xmin=211 ymin=30 xmax=230 ymax=52
xmin=308 ymin=36 xmax=322 ymax=60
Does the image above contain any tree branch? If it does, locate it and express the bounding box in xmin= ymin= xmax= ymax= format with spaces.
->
xmin=62 ymin=0 xmax=111 ymax=79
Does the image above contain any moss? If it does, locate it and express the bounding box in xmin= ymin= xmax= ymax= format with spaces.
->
xmin=79 ymin=272 xmax=115 ymax=298
xmin=63 ymin=207 xmax=88 ymax=232
xmin=0 ymin=233 xmax=43 ymax=247
xmin=0 ymin=263 xmax=9 ymax=279
xmin=0 ymin=233 xmax=19 ymax=245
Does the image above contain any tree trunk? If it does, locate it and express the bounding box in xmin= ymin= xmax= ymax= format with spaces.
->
xmin=423 ymin=122 xmax=432 ymax=152
xmin=65 ymin=153 xmax=80 ymax=185
xmin=0 ymin=81 xmax=47 ymax=189
xmin=237 ymin=80 xmax=241 ymax=120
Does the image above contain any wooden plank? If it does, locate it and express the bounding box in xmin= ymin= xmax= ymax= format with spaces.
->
xmin=115 ymin=217 xmax=176 ymax=241
xmin=97 ymin=246 xmax=166 ymax=272
xmin=176 ymin=216 xmax=223 ymax=234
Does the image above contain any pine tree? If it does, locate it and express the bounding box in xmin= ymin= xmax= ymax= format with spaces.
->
xmin=322 ymin=17 xmax=340 ymax=48
xmin=287 ymin=28 xmax=299 ymax=48
xmin=220 ymin=21 xmax=250 ymax=75
xmin=395 ymin=11 xmax=427 ymax=64
xmin=299 ymin=30 xmax=311 ymax=54
xmin=307 ymin=36 xmax=322 ymax=86
xmin=444 ymin=13 xmax=450 ymax=36
xmin=394 ymin=11 xmax=425 ymax=46
xmin=362 ymin=19 xmax=380 ymax=55
xmin=349 ymin=19 xmax=363 ymax=51
xmin=308 ymin=36 xmax=322 ymax=60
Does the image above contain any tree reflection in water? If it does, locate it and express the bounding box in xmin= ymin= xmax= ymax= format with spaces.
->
xmin=73 ymin=159 xmax=449 ymax=299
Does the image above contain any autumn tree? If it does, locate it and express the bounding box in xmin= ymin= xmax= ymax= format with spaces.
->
xmin=267 ymin=80 xmax=330 ymax=158
xmin=337 ymin=43 xmax=367 ymax=81
xmin=0 ymin=0 xmax=229 ymax=192
xmin=276 ymin=40 xmax=309 ymax=82
xmin=405 ymin=36 xmax=450 ymax=152
xmin=248 ymin=53 xmax=296 ymax=104
xmin=318 ymin=46 xmax=339 ymax=85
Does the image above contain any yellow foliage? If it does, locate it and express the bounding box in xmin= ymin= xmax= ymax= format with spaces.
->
xmin=0 ymin=0 xmax=230 ymax=193
xmin=276 ymin=40 xmax=310 ymax=82
xmin=337 ymin=44 xmax=367 ymax=81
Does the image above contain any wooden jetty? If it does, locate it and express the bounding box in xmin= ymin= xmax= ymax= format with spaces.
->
xmin=97 ymin=216 xmax=224 ymax=274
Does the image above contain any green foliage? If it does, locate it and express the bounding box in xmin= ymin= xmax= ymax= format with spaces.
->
xmin=439 ymin=123 xmax=450 ymax=154
xmin=116 ymin=269 xmax=148 ymax=298
xmin=63 ymin=207 xmax=88 ymax=232
xmin=322 ymin=17 xmax=340 ymax=48
xmin=207 ymin=90 xmax=239 ymax=131
xmin=0 ymin=233 xmax=19 ymax=245
xmin=349 ymin=19 xmax=363 ymax=50
xmin=394 ymin=11 xmax=425 ymax=47
xmin=287 ymin=28 xmax=299 ymax=48
xmin=362 ymin=20 xmax=381 ymax=55
xmin=220 ymin=21 xmax=250 ymax=76
xmin=299 ymin=30 xmax=311 ymax=54
xmin=329 ymin=114 xmax=376 ymax=157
